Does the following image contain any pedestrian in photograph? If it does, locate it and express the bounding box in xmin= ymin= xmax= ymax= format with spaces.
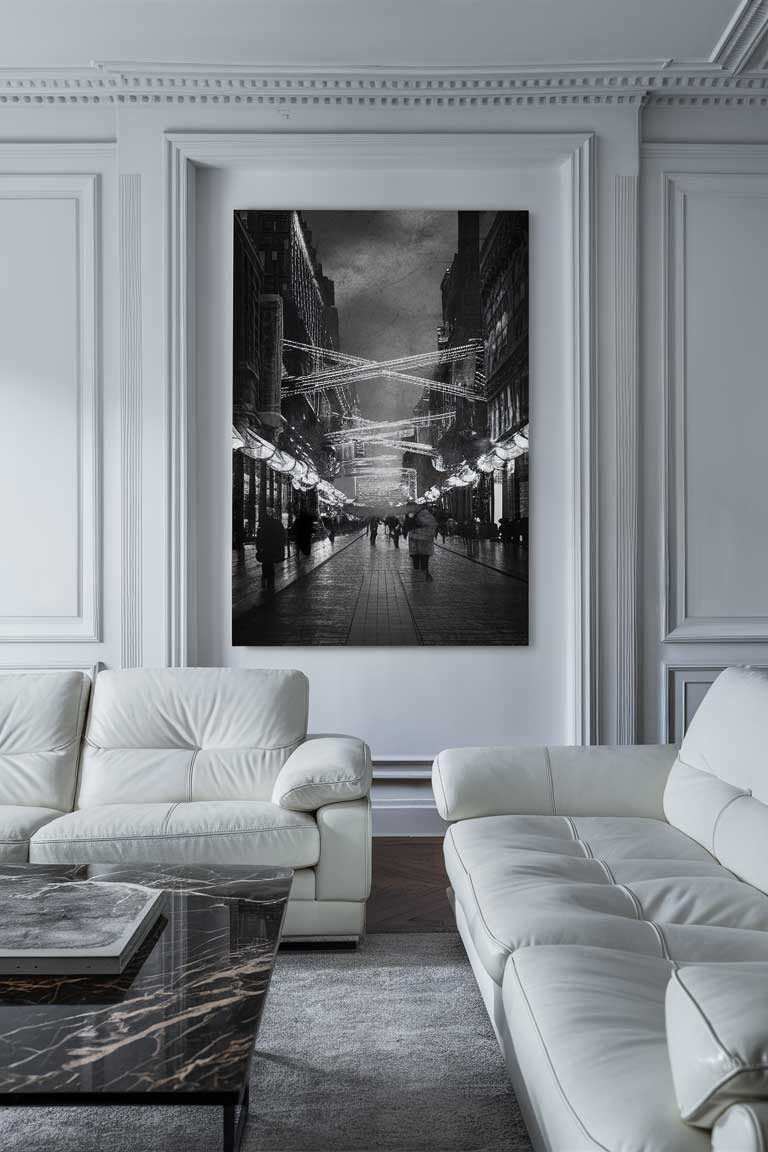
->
xmin=255 ymin=513 xmax=286 ymax=593
xmin=293 ymin=509 xmax=315 ymax=558
xmin=391 ymin=517 xmax=402 ymax=549
xmin=368 ymin=515 xmax=379 ymax=545
xmin=407 ymin=503 xmax=438 ymax=580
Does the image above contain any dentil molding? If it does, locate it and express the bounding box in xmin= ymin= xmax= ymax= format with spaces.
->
xmin=2 ymin=63 xmax=768 ymax=108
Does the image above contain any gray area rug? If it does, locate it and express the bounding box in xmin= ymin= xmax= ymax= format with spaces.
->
xmin=0 ymin=933 xmax=532 ymax=1151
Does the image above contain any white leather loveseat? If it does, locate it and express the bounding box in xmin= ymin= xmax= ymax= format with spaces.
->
xmin=0 ymin=667 xmax=372 ymax=941
xmin=432 ymin=667 xmax=768 ymax=1151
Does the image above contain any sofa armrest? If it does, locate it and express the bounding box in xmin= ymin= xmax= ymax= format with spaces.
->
xmin=272 ymin=735 xmax=372 ymax=812
xmin=315 ymin=797 xmax=372 ymax=902
xmin=666 ymin=964 xmax=768 ymax=1129
xmin=432 ymin=744 xmax=678 ymax=822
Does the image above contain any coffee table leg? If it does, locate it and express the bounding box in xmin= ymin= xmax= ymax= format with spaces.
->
xmin=223 ymin=1085 xmax=250 ymax=1152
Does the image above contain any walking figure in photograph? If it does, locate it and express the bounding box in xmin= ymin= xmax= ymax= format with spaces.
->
xmin=293 ymin=510 xmax=315 ymax=558
xmin=407 ymin=503 xmax=438 ymax=581
xmin=255 ymin=514 xmax=286 ymax=593
xmin=368 ymin=516 xmax=379 ymax=546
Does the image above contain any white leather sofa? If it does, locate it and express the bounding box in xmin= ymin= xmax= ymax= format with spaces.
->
xmin=0 ymin=667 xmax=371 ymax=941
xmin=432 ymin=667 xmax=768 ymax=1151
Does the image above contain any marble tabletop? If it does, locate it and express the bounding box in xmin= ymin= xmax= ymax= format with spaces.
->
xmin=0 ymin=863 xmax=293 ymax=1104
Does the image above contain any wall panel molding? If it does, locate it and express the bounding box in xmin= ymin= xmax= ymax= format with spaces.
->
xmin=661 ymin=662 xmax=768 ymax=743
xmin=0 ymin=164 xmax=102 ymax=643
xmin=614 ymin=173 xmax=639 ymax=742
xmin=120 ymin=174 xmax=143 ymax=667
xmin=119 ymin=175 xmax=143 ymax=672
xmin=660 ymin=153 xmax=768 ymax=644
xmin=166 ymin=131 xmax=597 ymax=740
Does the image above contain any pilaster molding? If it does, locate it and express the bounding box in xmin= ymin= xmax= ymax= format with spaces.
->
xmin=711 ymin=0 xmax=768 ymax=73
xmin=120 ymin=174 xmax=143 ymax=668
xmin=2 ymin=62 xmax=768 ymax=109
xmin=165 ymin=131 xmax=597 ymax=743
xmin=614 ymin=173 xmax=639 ymax=743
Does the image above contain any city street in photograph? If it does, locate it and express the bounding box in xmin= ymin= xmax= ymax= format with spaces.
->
xmin=232 ymin=209 xmax=529 ymax=646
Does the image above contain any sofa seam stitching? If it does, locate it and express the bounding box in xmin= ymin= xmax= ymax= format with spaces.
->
xmin=711 ymin=791 xmax=753 ymax=857
xmin=0 ymin=733 xmax=84 ymax=757
xmin=449 ymin=834 xmax=510 ymax=955
xmin=187 ymin=750 xmax=199 ymax=802
xmin=434 ymin=754 xmax=450 ymax=819
xmin=159 ymin=803 xmax=178 ymax=835
xmin=279 ymin=758 xmax=369 ymax=803
xmin=574 ymin=826 xmax=593 ymax=859
xmin=615 ymin=882 xmax=643 ymax=920
xmin=649 ymin=919 xmax=670 ymax=959
xmin=82 ymin=737 xmax=305 ymax=753
xmin=673 ymin=969 xmax=744 ymax=1080
xmin=36 ymin=823 xmax=314 ymax=844
xmin=543 ymin=745 xmax=556 ymax=814
xmin=682 ymin=1064 xmax=768 ymax=1122
xmin=508 ymin=953 xmax=610 ymax=1152
xmin=745 ymin=1105 xmax=766 ymax=1152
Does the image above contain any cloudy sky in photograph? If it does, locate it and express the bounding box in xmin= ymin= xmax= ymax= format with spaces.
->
xmin=302 ymin=210 xmax=458 ymax=421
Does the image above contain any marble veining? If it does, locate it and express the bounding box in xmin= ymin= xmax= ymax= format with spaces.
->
xmin=0 ymin=877 xmax=161 ymax=951
xmin=0 ymin=863 xmax=292 ymax=1100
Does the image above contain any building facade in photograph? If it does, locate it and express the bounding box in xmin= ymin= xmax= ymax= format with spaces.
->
xmin=480 ymin=211 xmax=529 ymax=534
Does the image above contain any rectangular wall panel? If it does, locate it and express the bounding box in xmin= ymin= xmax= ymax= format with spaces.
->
xmin=0 ymin=175 xmax=99 ymax=641
xmin=665 ymin=172 xmax=768 ymax=641
xmin=663 ymin=664 xmax=768 ymax=743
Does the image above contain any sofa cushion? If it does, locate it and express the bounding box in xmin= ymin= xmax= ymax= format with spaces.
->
xmin=503 ymin=945 xmax=708 ymax=1152
xmin=666 ymin=964 xmax=768 ymax=1127
xmin=29 ymin=801 xmax=319 ymax=868
xmin=446 ymin=814 xmax=768 ymax=984
xmin=664 ymin=667 xmax=768 ymax=893
xmin=712 ymin=1103 xmax=768 ymax=1152
xmin=0 ymin=806 xmax=66 ymax=863
xmin=433 ymin=744 xmax=675 ymax=821
xmin=272 ymin=736 xmax=372 ymax=812
xmin=0 ymin=671 xmax=89 ymax=812
xmin=77 ymin=668 xmax=309 ymax=807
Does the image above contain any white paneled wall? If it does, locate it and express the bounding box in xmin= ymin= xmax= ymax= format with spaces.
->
xmin=641 ymin=141 xmax=768 ymax=742
xmin=0 ymin=145 xmax=117 ymax=672
xmin=0 ymin=176 xmax=96 ymax=639
xmin=0 ymin=84 xmax=767 ymax=838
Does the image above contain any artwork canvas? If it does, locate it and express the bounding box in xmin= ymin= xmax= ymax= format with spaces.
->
xmin=232 ymin=210 xmax=528 ymax=646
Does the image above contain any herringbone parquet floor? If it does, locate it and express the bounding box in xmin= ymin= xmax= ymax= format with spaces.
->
xmin=367 ymin=837 xmax=454 ymax=933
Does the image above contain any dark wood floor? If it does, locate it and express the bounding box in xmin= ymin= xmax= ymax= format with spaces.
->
xmin=367 ymin=837 xmax=455 ymax=933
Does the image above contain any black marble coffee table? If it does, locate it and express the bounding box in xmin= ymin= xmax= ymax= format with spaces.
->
xmin=0 ymin=862 xmax=293 ymax=1152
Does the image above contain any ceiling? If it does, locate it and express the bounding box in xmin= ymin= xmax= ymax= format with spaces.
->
xmin=0 ymin=0 xmax=762 ymax=73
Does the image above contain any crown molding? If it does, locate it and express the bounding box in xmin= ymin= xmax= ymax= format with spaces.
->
xmin=711 ymin=0 xmax=768 ymax=73
xmin=0 ymin=61 xmax=767 ymax=108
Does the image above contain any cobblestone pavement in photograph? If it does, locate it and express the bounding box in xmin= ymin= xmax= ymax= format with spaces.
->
xmin=235 ymin=534 xmax=528 ymax=645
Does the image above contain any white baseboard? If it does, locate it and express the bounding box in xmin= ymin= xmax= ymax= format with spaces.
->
xmin=371 ymin=770 xmax=446 ymax=837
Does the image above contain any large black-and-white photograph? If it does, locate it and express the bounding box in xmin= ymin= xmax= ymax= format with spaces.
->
xmin=232 ymin=210 xmax=529 ymax=646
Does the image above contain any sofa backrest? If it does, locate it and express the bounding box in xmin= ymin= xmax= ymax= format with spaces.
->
xmin=663 ymin=666 xmax=768 ymax=893
xmin=76 ymin=668 xmax=308 ymax=807
xmin=0 ymin=671 xmax=90 ymax=812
